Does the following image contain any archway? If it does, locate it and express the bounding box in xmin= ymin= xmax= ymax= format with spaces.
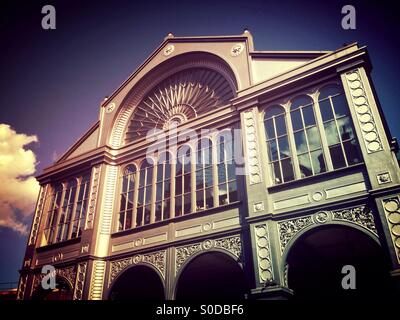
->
xmin=108 ymin=265 xmax=164 ymax=300
xmin=175 ymin=251 xmax=247 ymax=300
xmin=286 ymin=225 xmax=393 ymax=300
xmin=31 ymin=277 xmax=73 ymax=300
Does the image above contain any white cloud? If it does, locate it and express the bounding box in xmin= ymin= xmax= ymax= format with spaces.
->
xmin=0 ymin=124 xmax=40 ymax=235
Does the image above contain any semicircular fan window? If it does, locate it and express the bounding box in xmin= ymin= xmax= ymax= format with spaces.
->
xmin=125 ymin=68 xmax=234 ymax=143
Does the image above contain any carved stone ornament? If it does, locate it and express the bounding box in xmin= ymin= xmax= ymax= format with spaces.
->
xmin=32 ymin=265 xmax=77 ymax=293
xmin=109 ymin=250 xmax=167 ymax=287
xmin=277 ymin=205 xmax=377 ymax=253
xmin=243 ymin=109 xmax=262 ymax=185
xmin=73 ymin=262 xmax=88 ymax=300
xmin=29 ymin=185 xmax=48 ymax=245
xmin=16 ymin=274 xmax=28 ymax=300
xmin=86 ymin=165 xmax=101 ymax=229
xmin=254 ymin=224 xmax=274 ymax=283
xmin=344 ymin=69 xmax=383 ymax=153
xmin=382 ymin=196 xmax=400 ymax=263
xmin=175 ymin=235 xmax=242 ymax=274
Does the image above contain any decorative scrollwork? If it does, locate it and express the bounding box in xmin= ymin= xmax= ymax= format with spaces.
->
xmin=86 ymin=165 xmax=101 ymax=229
xmin=278 ymin=216 xmax=313 ymax=252
xmin=332 ymin=205 xmax=377 ymax=234
xmin=109 ymin=250 xmax=166 ymax=287
xmin=175 ymin=235 xmax=242 ymax=274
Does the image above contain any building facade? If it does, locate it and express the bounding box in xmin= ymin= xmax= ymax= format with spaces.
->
xmin=17 ymin=31 xmax=400 ymax=300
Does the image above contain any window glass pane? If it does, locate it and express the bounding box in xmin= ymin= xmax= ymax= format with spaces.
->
xmin=319 ymin=86 xmax=340 ymax=100
xmin=228 ymin=181 xmax=238 ymax=202
xmin=128 ymin=174 xmax=135 ymax=191
xmin=156 ymin=183 xmax=162 ymax=201
xmin=265 ymin=106 xmax=284 ymax=118
xmin=306 ymin=127 xmax=322 ymax=150
xmin=184 ymin=174 xmax=191 ymax=192
xmin=145 ymin=188 xmax=152 ymax=204
xmin=329 ymin=145 xmax=346 ymax=169
xmin=205 ymin=188 xmax=213 ymax=209
xmin=337 ymin=117 xmax=354 ymax=141
xmin=294 ymin=131 xmax=308 ymax=154
xmin=175 ymin=176 xmax=182 ymax=195
xmin=281 ymin=158 xmax=295 ymax=182
xmin=310 ymin=150 xmax=326 ymax=174
xmin=136 ymin=207 xmax=143 ymax=226
xmin=332 ymin=94 xmax=349 ymax=118
xmin=144 ymin=205 xmax=151 ymax=224
xmin=157 ymin=163 xmax=163 ymax=181
xmin=227 ymin=163 xmax=236 ymax=181
xmin=175 ymin=197 xmax=183 ymax=216
xmin=118 ymin=212 xmax=125 ymax=231
xmin=291 ymin=110 xmax=303 ymax=131
xmin=164 ymin=180 xmax=171 ymax=198
xmin=125 ymin=211 xmax=132 ymax=229
xmin=319 ymin=99 xmax=334 ymax=122
xmin=218 ymin=163 xmax=227 ymax=183
xmin=139 ymin=170 xmax=146 ymax=186
xmin=324 ymin=121 xmax=340 ymax=145
xmin=184 ymin=194 xmax=191 ymax=214
xmin=204 ymin=167 xmax=213 ymax=187
xmin=195 ymin=170 xmax=203 ymax=189
xmin=272 ymin=161 xmax=282 ymax=184
xmin=138 ymin=188 xmax=144 ymax=206
xmin=275 ymin=115 xmax=286 ymax=136
xmin=146 ymin=167 xmax=153 ymax=185
xmin=155 ymin=202 xmax=162 ymax=222
xmin=176 ymin=160 xmax=183 ymax=176
xmin=196 ymin=191 xmax=204 ymax=211
xmin=268 ymin=140 xmax=278 ymax=161
xmin=164 ymin=201 xmax=170 ymax=220
xmin=264 ymin=119 xmax=275 ymax=139
xmin=218 ymin=183 xmax=228 ymax=205
xmin=302 ymin=106 xmax=316 ymax=127
xmin=343 ymin=140 xmax=361 ymax=165
xmin=291 ymin=96 xmax=312 ymax=109
xmin=127 ymin=191 xmax=134 ymax=210
xmin=165 ymin=162 xmax=171 ymax=179
xmin=278 ymin=136 xmax=290 ymax=159
xmin=298 ymin=154 xmax=313 ymax=177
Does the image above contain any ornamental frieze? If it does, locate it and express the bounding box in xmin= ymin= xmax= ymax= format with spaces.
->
xmin=73 ymin=262 xmax=88 ymax=300
xmin=108 ymin=250 xmax=166 ymax=287
xmin=243 ymin=109 xmax=262 ymax=185
xmin=175 ymin=235 xmax=242 ymax=274
xmin=381 ymin=196 xmax=400 ymax=263
xmin=277 ymin=205 xmax=377 ymax=253
xmin=31 ymin=265 xmax=77 ymax=293
xmin=254 ymin=224 xmax=274 ymax=284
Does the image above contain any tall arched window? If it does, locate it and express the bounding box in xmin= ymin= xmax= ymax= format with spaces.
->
xmin=196 ymin=139 xmax=214 ymax=211
xmin=291 ymin=95 xmax=326 ymax=177
xmin=264 ymin=106 xmax=295 ymax=184
xmin=318 ymin=85 xmax=361 ymax=169
xmin=45 ymin=183 xmax=63 ymax=245
xmin=118 ymin=165 xmax=136 ymax=231
xmin=216 ymin=131 xmax=238 ymax=204
xmin=137 ymin=159 xmax=154 ymax=226
xmin=72 ymin=174 xmax=90 ymax=237
xmin=42 ymin=173 xmax=90 ymax=246
xmin=56 ymin=179 xmax=77 ymax=242
xmin=176 ymin=145 xmax=192 ymax=216
xmin=155 ymin=152 xmax=172 ymax=222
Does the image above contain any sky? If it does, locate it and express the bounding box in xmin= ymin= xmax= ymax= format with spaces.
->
xmin=0 ymin=0 xmax=399 ymax=285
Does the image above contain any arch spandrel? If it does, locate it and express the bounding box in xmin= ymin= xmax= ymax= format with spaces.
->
xmin=109 ymin=52 xmax=238 ymax=148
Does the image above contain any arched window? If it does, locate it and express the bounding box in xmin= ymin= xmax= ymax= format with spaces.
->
xmin=42 ymin=173 xmax=90 ymax=246
xmin=137 ymin=159 xmax=154 ymax=226
xmin=176 ymin=145 xmax=192 ymax=216
xmin=216 ymin=131 xmax=238 ymax=204
xmin=45 ymin=183 xmax=63 ymax=245
xmin=318 ymin=85 xmax=361 ymax=168
xmin=196 ymin=139 xmax=214 ymax=211
xmin=291 ymin=95 xmax=326 ymax=178
xmin=264 ymin=106 xmax=295 ymax=184
xmin=155 ymin=152 xmax=172 ymax=222
xmin=118 ymin=165 xmax=136 ymax=231
xmin=72 ymin=174 xmax=90 ymax=237
xmin=56 ymin=179 xmax=77 ymax=242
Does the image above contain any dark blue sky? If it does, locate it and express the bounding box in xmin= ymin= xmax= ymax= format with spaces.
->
xmin=0 ymin=0 xmax=399 ymax=284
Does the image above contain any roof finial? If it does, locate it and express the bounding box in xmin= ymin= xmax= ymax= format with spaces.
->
xmin=167 ymin=32 xmax=174 ymax=37
xmin=243 ymin=27 xmax=250 ymax=34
